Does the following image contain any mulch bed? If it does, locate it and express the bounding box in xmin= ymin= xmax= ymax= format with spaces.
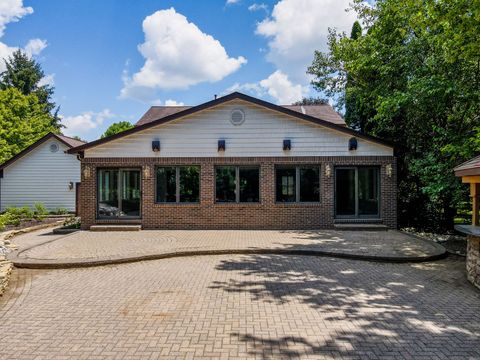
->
xmin=1 ymin=217 xmax=63 ymax=234
xmin=403 ymin=228 xmax=467 ymax=256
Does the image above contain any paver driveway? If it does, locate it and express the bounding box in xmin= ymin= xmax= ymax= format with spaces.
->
xmin=1 ymin=254 xmax=479 ymax=359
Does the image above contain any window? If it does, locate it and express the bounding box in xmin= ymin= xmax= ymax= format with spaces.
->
xmin=216 ymin=166 xmax=260 ymax=203
xmin=276 ymin=166 xmax=320 ymax=202
xmin=156 ymin=166 xmax=200 ymax=203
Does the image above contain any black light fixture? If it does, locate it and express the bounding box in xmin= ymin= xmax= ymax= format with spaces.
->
xmin=283 ymin=139 xmax=291 ymax=151
xmin=218 ymin=139 xmax=226 ymax=151
xmin=348 ymin=137 xmax=358 ymax=151
xmin=152 ymin=140 xmax=160 ymax=152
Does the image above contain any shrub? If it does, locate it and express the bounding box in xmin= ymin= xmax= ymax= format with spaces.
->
xmin=5 ymin=206 xmax=33 ymax=225
xmin=63 ymin=217 xmax=80 ymax=229
xmin=51 ymin=207 xmax=69 ymax=215
xmin=33 ymin=202 xmax=48 ymax=220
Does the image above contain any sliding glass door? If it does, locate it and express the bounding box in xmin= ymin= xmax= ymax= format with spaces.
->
xmin=335 ymin=167 xmax=380 ymax=218
xmin=97 ymin=169 xmax=141 ymax=218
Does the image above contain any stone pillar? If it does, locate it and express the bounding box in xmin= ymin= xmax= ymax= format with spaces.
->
xmin=466 ymin=235 xmax=480 ymax=290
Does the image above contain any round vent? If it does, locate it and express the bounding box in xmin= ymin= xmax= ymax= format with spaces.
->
xmin=230 ymin=109 xmax=245 ymax=126
xmin=49 ymin=143 xmax=59 ymax=153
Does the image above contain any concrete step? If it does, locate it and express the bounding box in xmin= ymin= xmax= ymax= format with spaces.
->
xmin=334 ymin=223 xmax=389 ymax=231
xmin=90 ymin=225 xmax=141 ymax=232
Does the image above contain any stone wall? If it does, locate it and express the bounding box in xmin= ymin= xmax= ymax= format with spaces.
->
xmin=466 ymin=236 xmax=480 ymax=289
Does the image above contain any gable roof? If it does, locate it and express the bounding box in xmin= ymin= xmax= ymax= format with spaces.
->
xmin=68 ymin=92 xmax=393 ymax=154
xmin=454 ymin=155 xmax=480 ymax=177
xmin=0 ymin=132 xmax=86 ymax=171
xmin=136 ymin=103 xmax=346 ymax=127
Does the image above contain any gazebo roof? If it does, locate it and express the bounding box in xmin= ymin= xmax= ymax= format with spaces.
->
xmin=454 ymin=155 xmax=480 ymax=177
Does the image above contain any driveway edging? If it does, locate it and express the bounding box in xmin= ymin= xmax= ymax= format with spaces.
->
xmin=9 ymin=246 xmax=448 ymax=269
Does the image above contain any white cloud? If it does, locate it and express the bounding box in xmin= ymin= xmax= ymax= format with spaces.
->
xmin=120 ymin=8 xmax=247 ymax=101
xmin=0 ymin=1 xmax=47 ymax=71
xmin=256 ymin=0 xmax=357 ymax=82
xmin=61 ymin=109 xmax=115 ymax=136
xmin=248 ymin=3 xmax=268 ymax=12
xmin=225 ymin=70 xmax=307 ymax=104
xmin=24 ymin=38 xmax=47 ymax=56
xmin=226 ymin=0 xmax=241 ymax=4
xmin=165 ymin=99 xmax=185 ymax=106
xmin=259 ymin=70 xmax=308 ymax=104
xmin=0 ymin=0 xmax=32 ymax=37
xmin=38 ymin=73 xmax=55 ymax=87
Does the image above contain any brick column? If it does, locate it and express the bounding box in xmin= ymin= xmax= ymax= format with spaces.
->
xmin=467 ymin=235 xmax=480 ymax=290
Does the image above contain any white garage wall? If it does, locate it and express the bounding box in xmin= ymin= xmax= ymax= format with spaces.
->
xmin=0 ymin=140 xmax=80 ymax=212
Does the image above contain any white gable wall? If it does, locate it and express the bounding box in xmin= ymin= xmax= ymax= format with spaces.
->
xmin=0 ymin=140 xmax=80 ymax=212
xmin=85 ymin=100 xmax=393 ymax=158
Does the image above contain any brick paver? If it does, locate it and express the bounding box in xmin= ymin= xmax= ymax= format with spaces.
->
xmin=13 ymin=228 xmax=444 ymax=266
xmin=1 ymin=255 xmax=479 ymax=359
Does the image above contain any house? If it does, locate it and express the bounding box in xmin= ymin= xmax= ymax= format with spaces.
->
xmin=68 ymin=92 xmax=397 ymax=230
xmin=0 ymin=132 xmax=85 ymax=213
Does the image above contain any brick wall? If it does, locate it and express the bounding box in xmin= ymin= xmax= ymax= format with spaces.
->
xmin=79 ymin=156 xmax=397 ymax=230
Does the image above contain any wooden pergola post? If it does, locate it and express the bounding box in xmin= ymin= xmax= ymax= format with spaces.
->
xmin=471 ymin=182 xmax=480 ymax=226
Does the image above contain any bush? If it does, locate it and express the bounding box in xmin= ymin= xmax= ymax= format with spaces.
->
xmin=33 ymin=202 xmax=48 ymax=220
xmin=51 ymin=207 xmax=69 ymax=215
xmin=5 ymin=206 xmax=33 ymax=225
xmin=63 ymin=217 xmax=80 ymax=229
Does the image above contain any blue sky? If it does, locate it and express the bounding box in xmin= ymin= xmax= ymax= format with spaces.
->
xmin=1 ymin=0 xmax=358 ymax=140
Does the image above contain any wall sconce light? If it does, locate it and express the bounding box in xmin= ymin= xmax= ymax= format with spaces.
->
xmin=83 ymin=166 xmax=91 ymax=179
xmin=68 ymin=181 xmax=74 ymax=190
xmin=152 ymin=140 xmax=160 ymax=152
xmin=386 ymin=164 xmax=393 ymax=178
xmin=283 ymin=139 xmax=291 ymax=151
xmin=348 ymin=137 xmax=358 ymax=151
xmin=325 ymin=164 xmax=331 ymax=178
xmin=143 ymin=166 xmax=151 ymax=179
xmin=218 ymin=140 xmax=226 ymax=152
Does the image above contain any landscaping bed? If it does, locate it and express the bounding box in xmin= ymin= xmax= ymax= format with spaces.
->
xmin=403 ymin=228 xmax=467 ymax=256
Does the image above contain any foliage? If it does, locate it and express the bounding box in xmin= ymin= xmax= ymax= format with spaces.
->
xmin=0 ymin=88 xmax=59 ymax=164
xmin=33 ymin=202 xmax=48 ymax=220
xmin=291 ymin=97 xmax=329 ymax=105
xmin=51 ymin=207 xmax=69 ymax=215
xmin=0 ymin=50 xmax=61 ymax=130
xmin=101 ymin=121 xmax=134 ymax=138
xmin=63 ymin=217 xmax=80 ymax=229
xmin=308 ymin=0 xmax=480 ymax=231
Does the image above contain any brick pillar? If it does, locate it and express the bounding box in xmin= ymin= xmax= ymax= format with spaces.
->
xmin=80 ymin=163 xmax=96 ymax=230
xmin=466 ymin=235 xmax=480 ymax=290
xmin=323 ymin=163 xmax=334 ymax=228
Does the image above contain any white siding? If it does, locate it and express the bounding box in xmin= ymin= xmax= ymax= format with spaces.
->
xmin=85 ymin=100 xmax=393 ymax=158
xmin=0 ymin=140 xmax=80 ymax=212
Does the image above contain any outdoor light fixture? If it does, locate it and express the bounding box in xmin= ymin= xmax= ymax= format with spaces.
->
xmin=143 ymin=166 xmax=151 ymax=179
xmin=68 ymin=181 xmax=74 ymax=190
xmin=83 ymin=166 xmax=91 ymax=179
xmin=218 ymin=140 xmax=226 ymax=152
xmin=348 ymin=137 xmax=358 ymax=151
xmin=283 ymin=139 xmax=291 ymax=151
xmin=152 ymin=140 xmax=160 ymax=152
xmin=386 ymin=164 xmax=393 ymax=178
xmin=325 ymin=164 xmax=331 ymax=178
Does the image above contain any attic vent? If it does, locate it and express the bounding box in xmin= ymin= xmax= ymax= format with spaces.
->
xmin=230 ymin=109 xmax=245 ymax=126
xmin=49 ymin=143 xmax=59 ymax=153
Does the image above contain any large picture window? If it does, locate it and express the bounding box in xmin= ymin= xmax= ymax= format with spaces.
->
xmin=276 ymin=166 xmax=320 ymax=202
xmin=216 ymin=166 xmax=260 ymax=203
xmin=156 ymin=166 xmax=200 ymax=203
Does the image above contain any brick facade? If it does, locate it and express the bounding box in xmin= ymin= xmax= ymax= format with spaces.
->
xmin=79 ymin=156 xmax=397 ymax=230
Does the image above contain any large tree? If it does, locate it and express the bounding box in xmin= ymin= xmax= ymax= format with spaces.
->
xmin=308 ymin=0 xmax=480 ymax=231
xmin=0 ymin=88 xmax=59 ymax=164
xmin=292 ymin=97 xmax=329 ymax=105
xmin=0 ymin=50 xmax=61 ymax=130
xmin=101 ymin=121 xmax=134 ymax=138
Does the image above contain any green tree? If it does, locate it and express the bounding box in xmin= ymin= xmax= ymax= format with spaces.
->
xmin=308 ymin=0 xmax=480 ymax=231
xmin=292 ymin=97 xmax=329 ymax=105
xmin=101 ymin=121 xmax=134 ymax=138
xmin=0 ymin=88 xmax=59 ymax=164
xmin=0 ymin=50 xmax=61 ymax=130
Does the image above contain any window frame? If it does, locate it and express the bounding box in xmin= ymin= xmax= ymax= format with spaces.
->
xmin=215 ymin=165 xmax=261 ymax=204
xmin=155 ymin=165 xmax=201 ymax=204
xmin=275 ymin=165 xmax=321 ymax=203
